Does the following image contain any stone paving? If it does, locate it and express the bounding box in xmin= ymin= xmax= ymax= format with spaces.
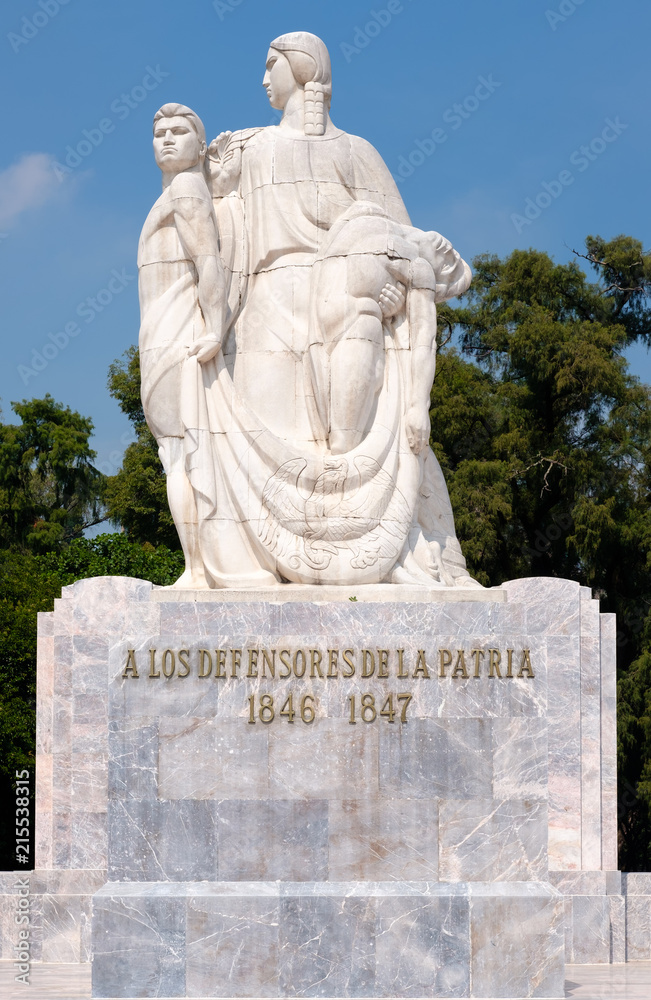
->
xmin=2 ymin=961 xmax=651 ymax=1000
xmin=564 ymin=961 xmax=651 ymax=998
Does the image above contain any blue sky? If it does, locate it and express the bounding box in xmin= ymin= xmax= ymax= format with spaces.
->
xmin=1 ymin=0 xmax=649 ymax=475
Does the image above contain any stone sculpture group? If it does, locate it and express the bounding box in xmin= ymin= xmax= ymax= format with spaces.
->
xmin=139 ymin=30 xmax=478 ymax=589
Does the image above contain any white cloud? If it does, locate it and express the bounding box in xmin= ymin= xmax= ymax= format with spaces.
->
xmin=0 ymin=153 xmax=60 ymax=229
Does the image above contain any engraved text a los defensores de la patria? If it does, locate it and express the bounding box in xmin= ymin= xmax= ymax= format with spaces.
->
xmin=121 ymin=645 xmax=535 ymax=724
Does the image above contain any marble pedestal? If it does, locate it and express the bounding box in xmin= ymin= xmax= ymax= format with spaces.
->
xmin=6 ymin=574 xmax=645 ymax=997
xmin=92 ymin=881 xmax=563 ymax=998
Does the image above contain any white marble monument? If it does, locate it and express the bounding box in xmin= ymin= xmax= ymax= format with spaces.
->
xmin=138 ymin=30 xmax=477 ymax=591
xmin=2 ymin=30 xmax=650 ymax=1000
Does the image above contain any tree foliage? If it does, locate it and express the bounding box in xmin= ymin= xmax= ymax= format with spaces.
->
xmin=41 ymin=533 xmax=184 ymax=586
xmin=580 ymin=234 xmax=651 ymax=342
xmin=0 ymin=395 xmax=106 ymax=551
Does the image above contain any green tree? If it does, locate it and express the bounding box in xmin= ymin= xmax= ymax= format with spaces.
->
xmin=578 ymin=234 xmax=651 ymax=342
xmin=618 ymin=636 xmax=651 ymax=870
xmin=0 ymin=395 xmax=106 ymax=552
xmin=42 ymin=532 xmax=184 ymax=586
xmin=104 ymin=347 xmax=177 ymax=547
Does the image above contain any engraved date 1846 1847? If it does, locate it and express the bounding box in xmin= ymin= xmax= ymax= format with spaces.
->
xmin=246 ymin=692 xmax=412 ymax=724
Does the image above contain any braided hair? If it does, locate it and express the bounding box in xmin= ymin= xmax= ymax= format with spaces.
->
xmin=269 ymin=32 xmax=332 ymax=136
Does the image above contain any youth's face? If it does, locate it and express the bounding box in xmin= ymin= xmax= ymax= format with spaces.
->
xmin=263 ymin=48 xmax=297 ymax=110
xmin=153 ymin=116 xmax=202 ymax=174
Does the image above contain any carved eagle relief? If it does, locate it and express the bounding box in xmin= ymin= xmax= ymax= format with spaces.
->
xmin=259 ymin=456 xmax=411 ymax=571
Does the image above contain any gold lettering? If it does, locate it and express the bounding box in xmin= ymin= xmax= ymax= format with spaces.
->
xmin=377 ymin=649 xmax=389 ymax=678
xmin=177 ymin=649 xmax=190 ymax=678
xmin=362 ymin=649 xmax=375 ymax=678
xmin=327 ymin=649 xmax=339 ymax=678
xmin=247 ymin=649 xmax=259 ymax=678
xmin=199 ymin=650 xmax=213 ymax=678
xmin=310 ymin=649 xmax=324 ymax=678
xmin=161 ymin=649 xmax=175 ymax=678
xmin=148 ymin=649 xmax=160 ymax=678
xmin=122 ymin=649 xmax=139 ymax=678
xmin=279 ymin=649 xmax=292 ymax=678
xmin=214 ymin=649 xmax=226 ymax=679
xmin=471 ymin=649 xmax=485 ymax=678
xmin=293 ymin=649 xmax=306 ymax=678
xmin=230 ymin=648 xmax=241 ymax=678
xmin=488 ymin=649 xmax=501 ymax=678
xmin=517 ymin=649 xmax=535 ymax=678
xmin=413 ymin=650 xmax=430 ymax=678
xmin=451 ymin=650 xmax=468 ymax=679
xmin=506 ymin=649 xmax=514 ymax=678
xmin=261 ymin=649 xmax=276 ymax=679
xmin=439 ymin=649 xmax=452 ymax=678
xmin=342 ymin=649 xmax=355 ymax=677
xmin=397 ymin=649 xmax=408 ymax=678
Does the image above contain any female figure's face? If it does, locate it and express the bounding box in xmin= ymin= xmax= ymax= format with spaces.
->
xmin=263 ymin=48 xmax=298 ymax=110
xmin=153 ymin=116 xmax=202 ymax=174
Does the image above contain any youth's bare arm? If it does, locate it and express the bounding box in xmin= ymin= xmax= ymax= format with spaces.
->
xmin=171 ymin=176 xmax=225 ymax=362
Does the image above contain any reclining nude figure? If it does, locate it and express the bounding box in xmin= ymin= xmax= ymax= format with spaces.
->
xmin=307 ymin=208 xmax=471 ymax=455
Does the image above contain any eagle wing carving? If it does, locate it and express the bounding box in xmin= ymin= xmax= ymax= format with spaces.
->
xmin=259 ymin=458 xmax=309 ymax=551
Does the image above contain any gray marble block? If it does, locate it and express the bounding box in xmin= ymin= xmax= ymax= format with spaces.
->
xmin=91 ymin=881 xmax=564 ymax=999
xmin=548 ymin=871 xmax=626 ymax=964
xmin=9 ymin=574 xmax=644 ymax=996
xmin=622 ymin=873 xmax=651 ymax=960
